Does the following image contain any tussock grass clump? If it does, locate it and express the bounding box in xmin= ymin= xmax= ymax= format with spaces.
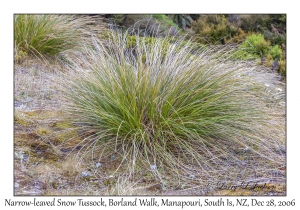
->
xmin=62 ymin=29 xmax=285 ymax=187
xmin=14 ymin=14 xmax=102 ymax=60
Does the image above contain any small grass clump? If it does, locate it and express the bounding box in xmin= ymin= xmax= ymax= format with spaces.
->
xmin=14 ymin=14 xmax=101 ymax=60
xmin=62 ymin=28 xmax=284 ymax=187
xmin=36 ymin=126 xmax=52 ymax=136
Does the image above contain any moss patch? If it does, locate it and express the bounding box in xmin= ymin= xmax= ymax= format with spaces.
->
xmin=36 ymin=126 xmax=52 ymax=136
xmin=55 ymin=129 xmax=78 ymax=143
xmin=54 ymin=122 xmax=72 ymax=129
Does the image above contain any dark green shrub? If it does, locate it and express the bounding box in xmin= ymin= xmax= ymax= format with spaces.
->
xmin=240 ymin=15 xmax=271 ymax=33
xmin=239 ymin=14 xmax=286 ymax=46
xmin=152 ymin=14 xmax=177 ymax=27
xmin=264 ymin=30 xmax=286 ymax=46
xmin=168 ymin=14 xmax=196 ymax=29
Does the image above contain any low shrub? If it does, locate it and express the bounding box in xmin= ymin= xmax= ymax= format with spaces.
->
xmin=235 ymin=34 xmax=285 ymax=80
xmin=234 ymin=34 xmax=271 ymax=61
xmin=240 ymin=15 xmax=271 ymax=33
xmin=265 ymin=54 xmax=274 ymax=67
xmin=14 ymin=49 xmax=28 ymax=63
xmin=107 ymin=15 xmax=179 ymax=37
xmin=269 ymin=44 xmax=282 ymax=60
xmin=239 ymin=14 xmax=286 ymax=47
xmin=264 ymin=30 xmax=286 ymax=46
xmin=168 ymin=14 xmax=196 ymax=29
xmin=191 ymin=15 xmax=240 ymax=44
xmin=228 ymin=28 xmax=248 ymax=44
xmin=240 ymin=34 xmax=270 ymax=56
xmin=151 ymin=14 xmax=177 ymax=27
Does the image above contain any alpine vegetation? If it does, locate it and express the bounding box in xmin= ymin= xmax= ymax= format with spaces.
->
xmin=61 ymin=27 xmax=285 ymax=186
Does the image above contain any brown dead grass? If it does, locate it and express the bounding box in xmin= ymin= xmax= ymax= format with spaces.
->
xmin=14 ymin=107 xmax=286 ymax=196
xmin=14 ymin=106 xmax=156 ymax=195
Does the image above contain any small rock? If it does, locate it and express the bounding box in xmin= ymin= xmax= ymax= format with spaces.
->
xmin=23 ymin=97 xmax=33 ymax=103
xmin=261 ymin=54 xmax=265 ymax=64
xmin=272 ymin=59 xmax=279 ymax=72
xmin=189 ymin=174 xmax=195 ymax=178
xmin=81 ymin=171 xmax=90 ymax=177
xmin=150 ymin=165 xmax=157 ymax=171
xmin=76 ymin=146 xmax=82 ymax=150
xmin=15 ymin=182 xmax=19 ymax=188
